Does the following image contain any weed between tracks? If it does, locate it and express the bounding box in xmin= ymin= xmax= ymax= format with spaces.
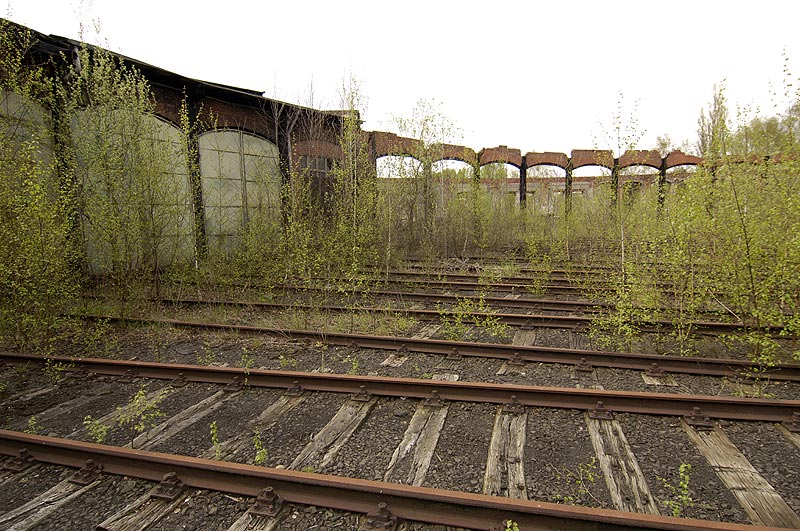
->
xmin=252 ymin=428 xmax=268 ymax=465
xmin=210 ymin=420 xmax=221 ymax=460
xmin=550 ymin=457 xmax=603 ymax=505
xmin=123 ymin=387 xmax=167 ymax=430
xmin=83 ymin=415 xmax=110 ymax=443
xmin=154 ymin=304 xmax=419 ymax=338
xmin=24 ymin=415 xmax=43 ymax=435
xmin=657 ymin=463 xmax=712 ymax=517
xmin=437 ymin=293 xmax=510 ymax=342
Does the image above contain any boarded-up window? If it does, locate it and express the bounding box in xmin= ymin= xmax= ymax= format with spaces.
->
xmin=300 ymin=155 xmax=333 ymax=209
xmin=199 ymin=130 xmax=281 ymax=254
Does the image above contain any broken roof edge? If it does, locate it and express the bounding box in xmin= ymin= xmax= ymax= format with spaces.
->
xmin=4 ymin=17 xmax=343 ymax=120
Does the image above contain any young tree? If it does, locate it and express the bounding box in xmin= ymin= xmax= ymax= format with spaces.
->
xmin=384 ymin=98 xmax=460 ymax=255
xmin=328 ymin=77 xmax=379 ymax=277
xmin=60 ymin=44 xmax=188 ymax=317
xmin=0 ymin=20 xmax=79 ymax=350
xmin=696 ymin=84 xmax=729 ymax=162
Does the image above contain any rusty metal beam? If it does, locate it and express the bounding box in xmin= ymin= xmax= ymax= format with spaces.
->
xmin=77 ymin=315 xmax=800 ymax=381
xmin=0 ymin=431 xmax=779 ymax=531
xmin=150 ymin=297 xmax=786 ymax=336
xmin=2 ymin=352 xmax=797 ymax=423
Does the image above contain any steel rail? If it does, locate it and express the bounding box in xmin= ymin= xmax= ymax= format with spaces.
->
xmin=333 ymin=277 xmax=581 ymax=295
xmin=360 ymin=270 xmax=597 ymax=285
xmin=157 ymin=297 xmax=599 ymax=327
xmin=2 ymin=352 xmax=798 ymax=423
xmin=326 ymin=276 xmax=589 ymax=295
xmin=394 ymin=262 xmax=616 ymax=275
xmin=0 ymin=431 xmax=773 ymax=531
xmin=75 ymin=315 xmax=800 ymax=381
xmin=160 ymin=280 xmax=739 ymax=320
xmin=236 ymin=287 xmax=610 ymax=313
xmin=88 ymin=291 xmax=601 ymax=315
xmin=262 ymin=286 xmax=737 ymax=322
xmin=154 ymin=296 xmax=776 ymax=335
xmin=164 ymin=273 xmax=589 ymax=295
xmin=354 ymin=268 xmax=663 ymax=288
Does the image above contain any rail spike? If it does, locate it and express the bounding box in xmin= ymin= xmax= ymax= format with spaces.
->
xmin=574 ymin=358 xmax=593 ymax=373
xmin=2 ymin=448 xmax=34 ymax=473
xmin=69 ymin=459 xmax=104 ymax=486
xmin=502 ymin=395 xmax=525 ymax=415
xmin=507 ymin=352 xmax=525 ymax=367
xmin=284 ymin=380 xmax=304 ymax=397
xmin=224 ymin=375 xmax=243 ymax=393
xmin=446 ymin=347 xmax=462 ymax=361
xmin=250 ymin=486 xmax=283 ymax=517
xmin=359 ymin=501 xmax=398 ymax=531
xmin=351 ymin=385 xmax=372 ymax=402
xmin=644 ymin=363 xmax=665 ymax=377
xmin=684 ymin=406 xmax=714 ymax=431
xmin=423 ymin=390 xmax=446 ymax=408
xmin=150 ymin=472 xmax=185 ymax=501
xmin=589 ymin=401 xmax=614 ymax=420
xmin=172 ymin=372 xmax=188 ymax=388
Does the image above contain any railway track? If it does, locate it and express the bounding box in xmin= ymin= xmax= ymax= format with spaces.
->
xmin=362 ymin=268 xmax=608 ymax=285
xmin=148 ymin=297 xmax=771 ymax=336
xmin=2 ymin=352 xmax=798 ymax=421
xmin=329 ymin=275 xmax=598 ymax=296
xmin=222 ymin=286 xmax=610 ymax=313
xmin=1 ymin=354 xmax=798 ymax=529
xmin=0 ymin=431 xmax=781 ymax=531
xmin=76 ymin=315 xmax=800 ymax=381
xmin=5 ymin=255 xmax=796 ymax=530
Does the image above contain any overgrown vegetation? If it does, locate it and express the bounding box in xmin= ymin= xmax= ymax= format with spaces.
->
xmin=550 ymin=457 xmax=602 ymax=505
xmin=83 ymin=414 xmax=109 ymax=443
xmin=657 ymin=463 xmax=707 ymax=517
xmin=252 ymin=427 xmax=268 ymax=465
xmin=1 ymin=17 xmax=799 ymax=366
xmin=116 ymin=385 xmax=167 ymax=433
xmin=0 ymin=21 xmax=79 ymax=352
xmin=210 ymin=420 xmax=221 ymax=459
xmin=437 ymin=293 xmax=509 ymax=342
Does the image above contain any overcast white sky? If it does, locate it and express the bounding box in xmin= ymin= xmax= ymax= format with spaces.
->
xmin=5 ymin=1 xmax=800 ymax=155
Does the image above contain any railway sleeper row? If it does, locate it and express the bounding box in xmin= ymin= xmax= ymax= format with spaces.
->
xmin=132 ymin=298 xmax=791 ymax=338
xmin=68 ymin=316 xmax=800 ymax=382
xmin=1 ymin=356 xmax=799 ymax=529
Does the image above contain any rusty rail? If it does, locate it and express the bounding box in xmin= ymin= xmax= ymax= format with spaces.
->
xmin=326 ymin=275 xmax=588 ymax=294
xmin=82 ymin=315 xmax=800 ymax=381
xmin=152 ymin=297 xmax=772 ymax=335
xmin=208 ymin=287 xmax=612 ymax=313
xmin=2 ymin=352 xmax=798 ymax=423
xmin=0 ymin=430 xmax=774 ymax=531
xmin=356 ymin=268 xmax=610 ymax=286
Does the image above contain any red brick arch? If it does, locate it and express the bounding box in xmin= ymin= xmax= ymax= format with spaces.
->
xmin=571 ymin=150 xmax=614 ymax=170
xmin=370 ymin=131 xmax=422 ymax=158
xmin=435 ymin=143 xmax=478 ymax=166
xmin=664 ymin=150 xmax=702 ymax=169
xmin=619 ymin=150 xmax=662 ymax=170
xmin=478 ymin=146 xmax=522 ymax=168
xmin=525 ymin=152 xmax=569 ymax=170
